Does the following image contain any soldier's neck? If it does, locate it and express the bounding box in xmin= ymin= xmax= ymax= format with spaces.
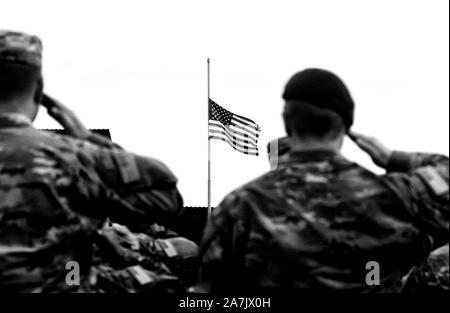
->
xmin=289 ymin=137 xmax=343 ymax=154
xmin=0 ymin=99 xmax=36 ymax=122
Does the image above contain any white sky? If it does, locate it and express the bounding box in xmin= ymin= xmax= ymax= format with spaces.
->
xmin=1 ymin=0 xmax=448 ymax=207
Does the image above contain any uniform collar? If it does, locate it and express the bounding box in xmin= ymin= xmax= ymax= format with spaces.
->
xmin=281 ymin=149 xmax=341 ymax=164
xmin=0 ymin=113 xmax=33 ymax=128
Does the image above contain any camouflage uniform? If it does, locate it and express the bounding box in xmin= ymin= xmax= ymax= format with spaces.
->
xmin=199 ymin=150 xmax=449 ymax=292
xmin=0 ymin=31 xmax=184 ymax=292
xmin=402 ymin=244 xmax=449 ymax=293
xmin=93 ymin=222 xmax=199 ymax=292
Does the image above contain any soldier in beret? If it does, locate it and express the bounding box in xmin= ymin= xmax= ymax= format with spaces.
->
xmin=198 ymin=68 xmax=449 ymax=292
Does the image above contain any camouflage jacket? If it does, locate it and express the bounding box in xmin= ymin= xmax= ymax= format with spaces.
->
xmin=402 ymin=244 xmax=449 ymax=293
xmin=93 ymin=222 xmax=199 ymax=292
xmin=199 ymin=149 xmax=449 ymax=292
xmin=0 ymin=114 xmax=183 ymax=292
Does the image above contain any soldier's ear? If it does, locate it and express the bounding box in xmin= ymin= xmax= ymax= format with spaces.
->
xmin=33 ymin=77 xmax=44 ymax=105
xmin=282 ymin=112 xmax=292 ymax=136
xmin=285 ymin=124 xmax=292 ymax=136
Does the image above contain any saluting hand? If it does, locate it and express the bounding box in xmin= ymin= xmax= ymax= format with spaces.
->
xmin=349 ymin=131 xmax=393 ymax=168
xmin=42 ymin=94 xmax=91 ymax=140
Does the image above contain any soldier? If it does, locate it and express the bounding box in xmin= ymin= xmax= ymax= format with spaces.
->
xmin=0 ymin=30 xmax=184 ymax=292
xmin=197 ymin=68 xmax=449 ymax=292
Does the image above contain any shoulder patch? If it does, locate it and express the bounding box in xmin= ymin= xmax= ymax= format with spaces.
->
xmin=129 ymin=265 xmax=154 ymax=285
xmin=417 ymin=166 xmax=449 ymax=196
xmin=114 ymin=153 xmax=141 ymax=184
xmin=159 ymin=239 xmax=178 ymax=258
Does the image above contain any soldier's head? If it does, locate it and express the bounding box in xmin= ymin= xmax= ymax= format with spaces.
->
xmin=0 ymin=31 xmax=43 ymax=121
xmin=282 ymin=68 xmax=354 ymax=152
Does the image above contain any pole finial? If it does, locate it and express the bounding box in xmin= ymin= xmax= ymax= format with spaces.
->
xmin=207 ymin=58 xmax=210 ymax=63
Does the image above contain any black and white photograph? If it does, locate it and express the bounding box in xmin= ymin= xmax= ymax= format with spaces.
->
xmin=0 ymin=0 xmax=448 ymax=307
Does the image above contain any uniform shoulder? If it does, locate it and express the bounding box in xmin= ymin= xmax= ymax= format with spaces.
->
xmin=40 ymin=132 xmax=178 ymax=184
xmin=218 ymin=170 xmax=277 ymax=210
xmin=30 ymin=129 xmax=99 ymax=150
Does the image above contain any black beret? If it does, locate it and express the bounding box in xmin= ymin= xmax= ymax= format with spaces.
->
xmin=282 ymin=68 xmax=354 ymax=130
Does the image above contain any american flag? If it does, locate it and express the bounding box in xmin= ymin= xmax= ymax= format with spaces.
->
xmin=209 ymin=99 xmax=261 ymax=156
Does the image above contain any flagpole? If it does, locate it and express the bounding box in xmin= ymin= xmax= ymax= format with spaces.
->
xmin=207 ymin=58 xmax=212 ymax=218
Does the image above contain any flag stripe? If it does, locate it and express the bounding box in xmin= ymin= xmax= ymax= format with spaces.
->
xmin=209 ymin=129 xmax=258 ymax=148
xmin=209 ymin=135 xmax=259 ymax=155
xmin=209 ymin=121 xmax=259 ymax=144
xmin=232 ymin=116 xmax=260 ymax=132
xmin=233 ymin=114 xmax=260 ymax=130
xmin=209 ymin=120 xmax=259 ymax=141
xmin=229 ymin=122 xmax=260 ymax=138
xmin=209 ymin=132 xmax=258 ymax=151
xmin=208 ymin=134 xmax=258 ymax=152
